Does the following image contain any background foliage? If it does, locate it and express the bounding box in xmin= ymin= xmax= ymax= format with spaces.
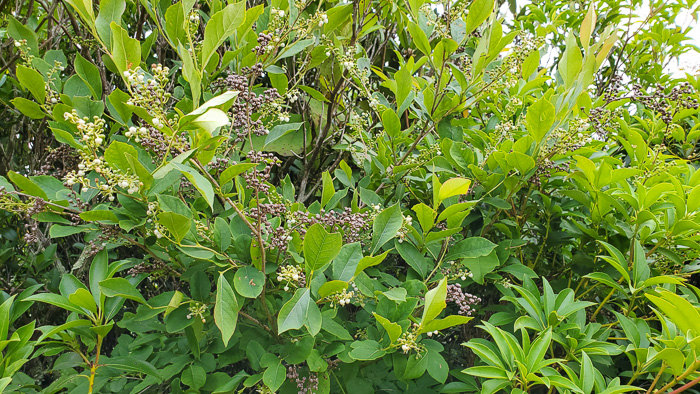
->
xmin=2 ymin=0 xmax=700 ymax=392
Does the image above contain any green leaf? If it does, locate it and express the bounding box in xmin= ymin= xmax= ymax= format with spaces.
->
xmin=201 ymin=2 xmax=246 ymax=70
xmin=233 ymin=266 xmax=265 ymax=298
xmin=506 ymin=152 xmax=535 ymax=173
xmin=437 ymin=178 xmax=472 ymax=207
xmin=373 ymin=312 xmax=401 ymax=343
xmin=95 ymin=0 xmax=125 ymax=46
xmin=172 ymin=163 xmax=215 ymax=208
xmin=277 ymin=288 xmax=322 ymax=336
xmin=49 ymin=224 xmax=91 ymax=238
xmin=299 ymin=86 xmax=329 ymax=102
xmin=318 ymin=280 xmax=348 ymax=298
xmin=371 ymin=203 xmax=403 ymax=254
xmin=349 ymin=340 xmax=386 ymax=360
xmin=278 ymin=39 xmax=314 ymax=59
xmin=408 ymin=22 xmax=431 ymax=55
xmin=445 ymin=237 xmax=497 ymax=261
xmin=526 ymin=96 xmax=555 ymax=143
xmin=421 ymin=278 xmax=447 ymax=327
xmin=265 ymin=122 xmax=304 ymax=147
xmin=158 ymin=211 xmax=191 ymax=243
xmin=68 ymin=288 xmax=97 ymax=315
xmin=104 ymin=357 xmax=162 ymax=382
xmin=8 ymin=171 xmax=47 ymax=199
xmin=631 ymin=240 xmax=650 ymax=286
xmin=104 ymin=140 xmax=138 ymax=173
xmin=25 ymin=293 xmax=85 ymax=315
xmin=12 ymin=97 xmax=45 ymax=119
xmin=74 ymin=54 xmax=103 ymax=99
xmin=80 ymin=210 xmax=119 ymax=223
xmin=215 ymin=273 xmax=239 ymax=346
xmin=263 ymin=362 xmax=286 ymax=391
xmin=219 ymin=163 xmax=258 ymax=185
xmin=99 ymin=278 xmax=147 ymax=304
xmin=304 ymin=223 xmax=342 ymax=274
xmin=110 ymin=22 xmax=141 ymax=75
xmin=321 ymin=171 xmax=334 ymax=207
xmin=355 ymin=250 xmax=389 ymax=277
xmin=396 ymin=241 xmax=428 ymax=278
xmin=464 ymin=0 xmax=494 ymax=35
xmin=412 ymin=203 xmax=435 ymax=233
xmin=558 ymin=32 xmax=583 ymax=88
xmin=332 ymin=242 xmax=363 ymax=282
xmin=7 ymin=16 xmax=39 ymax=56
xmin=419 ymin=315 xmax=472 ymax=334
xmin=16 ymin=65 xmax=46 ymax=103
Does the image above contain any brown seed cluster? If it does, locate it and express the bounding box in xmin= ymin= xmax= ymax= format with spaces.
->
xmin=286 ymin=364 xmax=318 ymax=394
xmin=446 ymin=283 xmax=481 ymax=316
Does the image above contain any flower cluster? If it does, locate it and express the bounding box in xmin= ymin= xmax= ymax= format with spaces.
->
xmin=441 ymin=260 xmax=474 ymax=281
xmin=326 ymin=287 xmax=355 ymax=307
xmin=396 ymin=214 xmax=413 ymax=243
xmin=186 ymin=301 xmax=208 ymax=323
xmin=241 ymin=151 xmax=281 ymax=194
xmin=277 ymin=264 xmax=306 ymax=290
xmin=124 ymin=64 xmax=171 ymax=122
xmin=125 ymin=123 xmax=190 ymax=160
xmin=630 ymin=82 xmax=698 ymax=124
xmin=446 ymin=283 xmax=481 ymax=316
xmin=398 ymin=324 xmax=424 ymax=354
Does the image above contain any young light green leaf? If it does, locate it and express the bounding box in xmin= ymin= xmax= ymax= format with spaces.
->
xmin=526 ymin=96 xmax=555 ymax=143
xmin=421 ymin=278 xmax=447 ymax=327
xmin=464 ymin=0 xmax=494 ymax=35
xmin=373 ymin=313 xmax=401 ymax=343
xmin=437 ymin=178 xmax=472 ymax=207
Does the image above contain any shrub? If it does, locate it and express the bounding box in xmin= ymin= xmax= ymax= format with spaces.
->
xmin=1 ymin=0 xmax=700 ymax=393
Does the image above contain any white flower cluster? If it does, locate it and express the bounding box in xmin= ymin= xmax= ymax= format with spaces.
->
xmin=63 ymin=110 xmax=143 ymax=200
xmin=64 ymin=110 xmax=106 ymax=150
xmin=123 ymin=65 xmax=171 ymax=123
xmin=316 ymin=11 xmax=328 ymax=26
xmin=396 ymin=214 xmax=413 ymax=243
xmin=125 ymin=126 xmax=149 ymax=143
xmin=187 ymin=301 xmax=207 ymax=323
xmin=397 ymin=325 xmax=423 ymax=354
xmin=277 ymin=265 xmax=305 ymax=291
xmin=327 ymin=288 xmax=355 ymax=307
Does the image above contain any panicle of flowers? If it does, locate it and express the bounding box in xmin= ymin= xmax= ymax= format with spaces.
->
xmin=325 ymin=285 xmax=356 ymax=308
xmin=398 ymin=324 xmax=425 ymax=354
xmin=126 ymin=123 xmax=190 ymax=161
xmin=446 ymin=283 xmax=480 ymax=316
xmin=441 ymin=260 xmax=474 ymax=281
xmin=277 ymin=264 xmax=306 ymax=290
xmin=13 ymin=39 xmax=35 ymax=64
xmin=396 ymin=214 xmax=413 ymax=243
xmin=124 ymin=64 xmax=171 ymax=122
xmin=186 ymin=301 xmax=208 ymax=323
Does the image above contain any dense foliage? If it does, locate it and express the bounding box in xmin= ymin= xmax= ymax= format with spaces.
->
xmin=2 ymin=0 xmax=700 ymax=392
